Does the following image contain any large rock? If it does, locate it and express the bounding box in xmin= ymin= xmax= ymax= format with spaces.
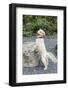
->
xmin=23 ymin=42 xmax=41 ymax=67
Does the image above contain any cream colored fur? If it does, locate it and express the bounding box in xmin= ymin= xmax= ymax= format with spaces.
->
xmin=35 ymin=29 xmax=57 ymax=70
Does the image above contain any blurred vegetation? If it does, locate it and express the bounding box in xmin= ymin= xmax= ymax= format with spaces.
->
xmin=23 ymin=15 xmax=57 ymax=37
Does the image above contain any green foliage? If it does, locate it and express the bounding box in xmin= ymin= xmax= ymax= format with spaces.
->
xmin=23 ymin=15 xmax=57 ymax=37
xmin=23 ymin=30 xmax=33 ymax=37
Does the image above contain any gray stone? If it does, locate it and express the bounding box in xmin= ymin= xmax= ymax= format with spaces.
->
xmin=23 ymin=42 xmax=41 ymax=67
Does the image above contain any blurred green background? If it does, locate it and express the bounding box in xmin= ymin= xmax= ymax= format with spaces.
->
xmin=23 ymin=15 xmax=57 ymax=37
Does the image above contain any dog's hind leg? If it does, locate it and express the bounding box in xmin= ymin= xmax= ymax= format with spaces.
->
xmin=44 ymin=57 xmax=48 ymax=70
xmin=41 ymin=55 xmax=48 ymax=70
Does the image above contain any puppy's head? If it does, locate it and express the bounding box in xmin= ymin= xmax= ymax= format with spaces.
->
xmin=37 ymin=29 xmax=45 ymax=38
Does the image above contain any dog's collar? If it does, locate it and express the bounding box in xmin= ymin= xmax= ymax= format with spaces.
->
xmin=37 ymin=37 xmax=43 ymax=38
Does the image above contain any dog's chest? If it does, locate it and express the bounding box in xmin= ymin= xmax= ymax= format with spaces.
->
xmin=36 ymin=38 xmax=46 ymax=53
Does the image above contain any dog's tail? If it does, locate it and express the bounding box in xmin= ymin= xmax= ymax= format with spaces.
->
xmin=46 ymin=52 xmax=57 ymax=63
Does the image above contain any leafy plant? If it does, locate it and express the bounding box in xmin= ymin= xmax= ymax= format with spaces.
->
xmin=23 ymin=15 xmax=57 ymax=37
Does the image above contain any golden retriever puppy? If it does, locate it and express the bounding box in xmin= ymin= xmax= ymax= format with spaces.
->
xmin=35 ymin=29 xmax=57 ymax=70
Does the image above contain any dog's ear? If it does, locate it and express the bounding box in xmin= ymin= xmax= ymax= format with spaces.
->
xmin=41 ymin=31 xmax=45 ymax=37
xmin=43 ymin=31 xmax=45 ymax=36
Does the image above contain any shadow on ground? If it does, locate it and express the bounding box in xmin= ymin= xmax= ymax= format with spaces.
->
xmin=23 ymin=61 xmax=57 ymax=75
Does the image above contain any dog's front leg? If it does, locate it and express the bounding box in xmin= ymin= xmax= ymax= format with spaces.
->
xmin=34 ymin=45 xmax=38 ymax=53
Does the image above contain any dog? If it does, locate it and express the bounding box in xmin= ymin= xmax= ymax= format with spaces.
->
xmin=35 ymin=29 xmax=57 ymax=70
